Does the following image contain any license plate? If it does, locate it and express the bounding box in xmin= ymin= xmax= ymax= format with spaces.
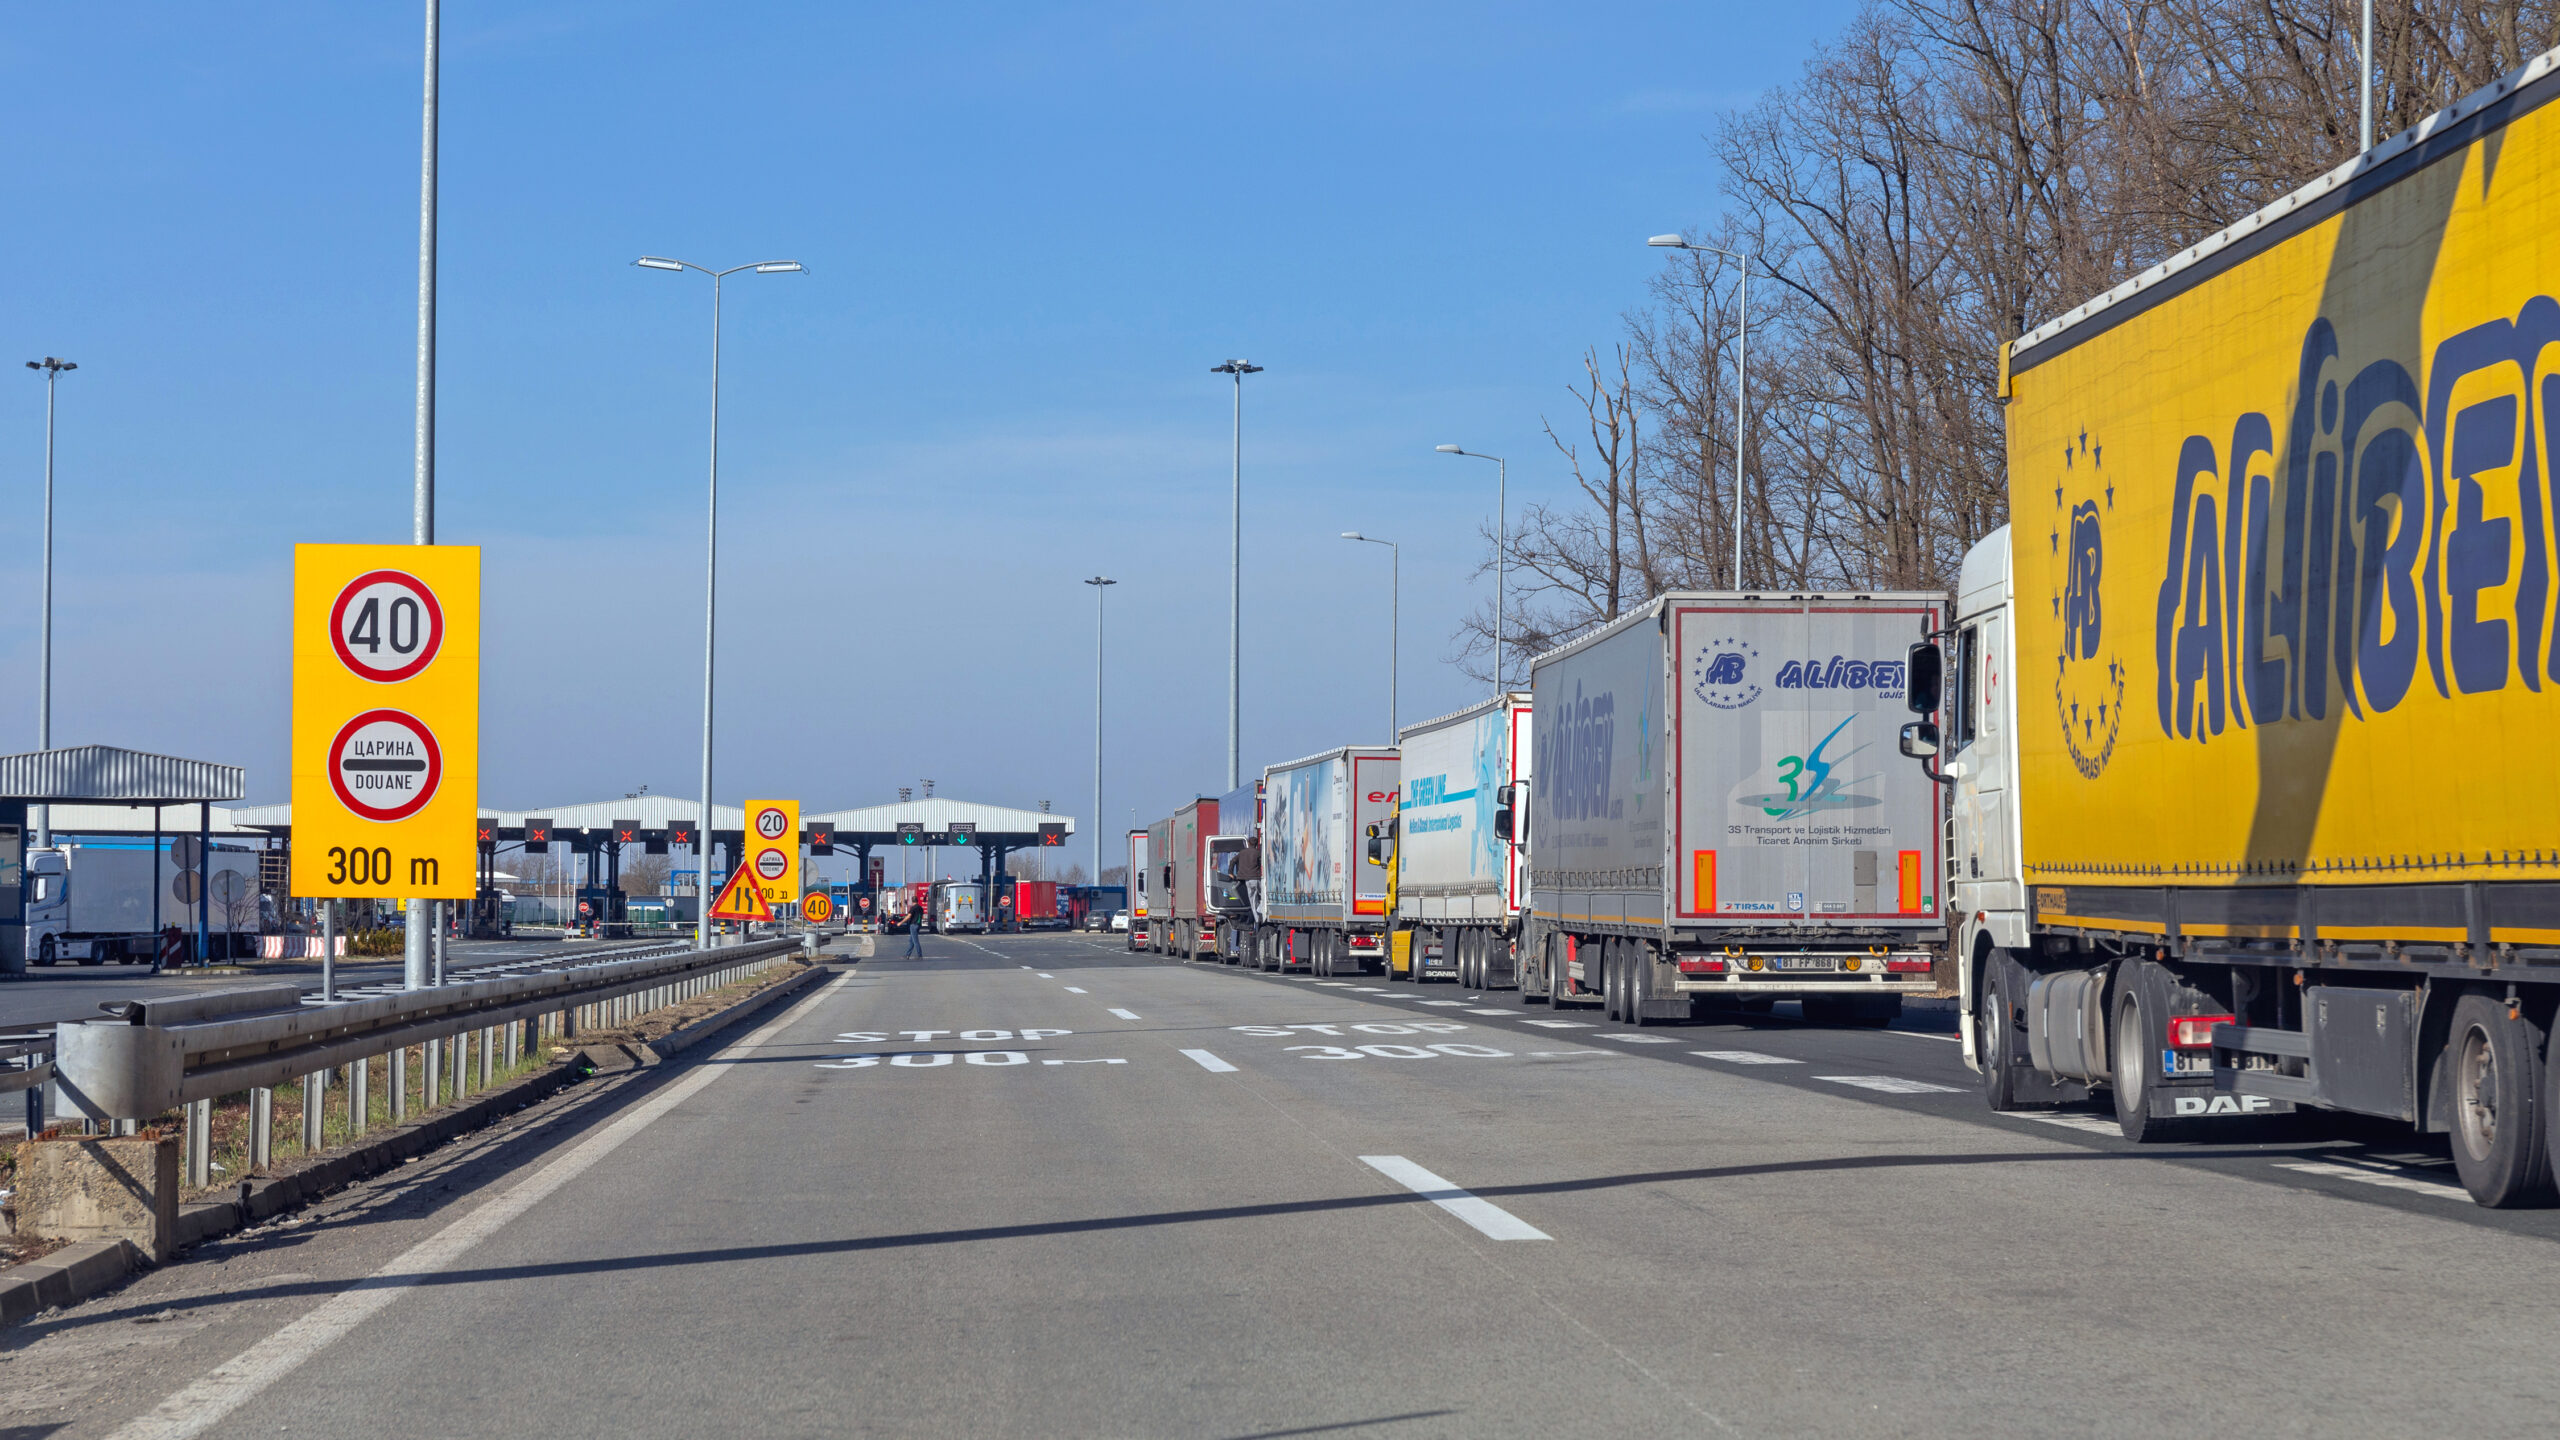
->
xmin=1776 ymin=956 xmax=1838 ymax=971
xmin=2163 ymin=1049 xmax=2213 ymax=1077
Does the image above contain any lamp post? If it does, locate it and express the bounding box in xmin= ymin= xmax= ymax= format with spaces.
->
xmin=1084 ymin=577 xmax=1116 ymax=887
xmin=1648 ymin=235 xmax=1754 ymax=589
xmin=1210 ymin=359 xmax=1262 ymax=789
xmin=633 ymin=255 xmax=807 ymax=952
xmin=2360 ymin=0 xmax=2375 ymax=152
xmin=1433 ymin=445 xmax=1507 ymax=690
xmin=22 ymin=357 xmax=75 ymax=848
xmin=1341 ymin=533 xmax=1398 ymax=742
xmin=407 ymin=0 xmax=440 ymax=988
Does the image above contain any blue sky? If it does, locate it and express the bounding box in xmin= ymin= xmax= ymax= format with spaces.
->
xmin=0 ymin=1 xmax=1853 ymax=854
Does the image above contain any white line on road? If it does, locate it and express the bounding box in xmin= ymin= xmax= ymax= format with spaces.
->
xmin=1037 ymin=973 xmax=1055 ymax=978
xmin=1351 ymin=987 xmax=1388 ymax=993
xmin=104 ymin=973 xmax=853 ymax=1440
xmin=1064 ymin=986 xmax=1088 ymax=994
xmin=1523 ymin=1019 xmax=1592 ymax=1029
xmin=1042 ymin=1058 xmax=1129 ymax=1066
xmin=1690 ymin=1050 xmax=1801 ymax=1064
xmin=1596 ymin=1033 xmax=1676 ymax=1044
xmin=1359 ymin=1155 xmax=1550 ymax=1241
xmin=1529 ymin=1049 xmax=1610 ymax=1058
xmin=1313 ymin=981 xmax=1353 ymax=987
xmin=2275 ymin=1160 xmax=2473 ymax=1201
xmin=1817 ymin=1074 xmax=1963 ymax=1094
xmin=1881 ymin=1030 xmax=1963 ymax=1042
xmin=1465 ymin=1008 xmax=1514 ymax=1015
xmin=1179 ymin=1048 xmax=1238 ymax=1073
xmin=2021 ymin=1112 xmax=2122 ymax=1135
xmin=1108 ymin=1008 xmax=1140 ymax=1020
xmin=1417 ymin=1000 xmax=1466 ymax=1006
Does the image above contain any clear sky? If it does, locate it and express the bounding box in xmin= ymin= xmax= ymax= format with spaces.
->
xmin=1 ymin=1 xmax=1854 ymax=848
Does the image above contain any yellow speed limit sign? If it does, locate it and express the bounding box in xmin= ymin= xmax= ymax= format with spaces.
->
xmin=292 ymin=545 xmax=479 ymax=898
xmin=744 ymin=798 xmax=801 ymax=914
xmin=801 ymin=891 xmax=834 ymax=924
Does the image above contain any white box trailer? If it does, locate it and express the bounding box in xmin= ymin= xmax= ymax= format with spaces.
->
xmin=1252 ymin=745 xmax=1398 ymax=975
xmin=1387 ymin=692 xmax=1531 ymax=987
xmin=26 ymin=840 xmax=262 ymax=965
xmin=934 ymin=881 xmax=986 ymax=934
xmin=1525 ymin=592 xmax=1947 ymax=1024
xmin=1123 ymin=828 xmax=1150 ymax=951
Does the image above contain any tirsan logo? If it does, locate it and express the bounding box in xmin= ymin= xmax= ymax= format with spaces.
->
xmin=2156 ymin=307 xmax=2560 ymax=741
xmin=1771 ymin=658 xmax=1909 ymax=695
xmin=1690 ymin=637 xmax=1763 ymax=709
xmin=1540 ymin=682 xmax=1615 ymax=821
xmin=2053 ymin=430 xmax=2126 ymax=777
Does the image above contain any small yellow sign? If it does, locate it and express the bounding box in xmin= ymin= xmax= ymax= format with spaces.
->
xmin=291 ymin=545 xmax=478 ymax=899
xmin=743 ymin=798 xmax=801 ymax=915
xmin=801 ymin=891 xmax=834 ymax=924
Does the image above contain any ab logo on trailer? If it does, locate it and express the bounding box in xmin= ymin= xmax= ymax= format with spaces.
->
xmin=2052 ymin=430 xmax=2126 ymax=778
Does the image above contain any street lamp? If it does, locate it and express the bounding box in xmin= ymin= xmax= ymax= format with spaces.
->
xmin=1649 ymin=234 xmax=1754 ymax=588
xmin=1434 ymin=445 xmax=1508 ymax=690
xmin=633 ymin=255 xmax=807 ymax=951
xmin=1210 ymin=359 xmax=1262 ymax=789
xmin=1341 ymin=534 xmax=1398 ymax=742
xmin=1084 ymin=577 xmax=1116 ymax=886
xmin=23 ymin=357 xmax=75 ymax=848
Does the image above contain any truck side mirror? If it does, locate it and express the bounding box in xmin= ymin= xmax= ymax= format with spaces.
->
xmin=1899 ymin=721 xmax=1941 ymax=758
xmin=1906 ymin=641 xmax=1943 ymax=714
xmin=1493 ymin=805 xmax=1515 ymax=841
xmin=1366 ymin=836 xmax=1383 ymax=862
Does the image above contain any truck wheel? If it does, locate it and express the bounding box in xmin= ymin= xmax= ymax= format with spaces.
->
xmin=2111 ymin=989 xmax=2189 ymax=1143
xmin=1628 ymin=942 xmax=1659 ymax=1027
xmin=2444 ymin=993 xmax=2554 ymax=1207
xmin=77 ymin=945 xmax=106 ymax=967
xmin=1602 ymin=940 xmax=1625 ymax=1023
xmin=1538 ymin=936 xmax=1563 ymax=1007
xmin=1979 ymin=956 xmax=2025 ymax=1113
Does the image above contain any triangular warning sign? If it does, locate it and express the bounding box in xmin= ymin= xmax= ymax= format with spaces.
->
xmin=707 ymin=864 xmax=772 ymax=922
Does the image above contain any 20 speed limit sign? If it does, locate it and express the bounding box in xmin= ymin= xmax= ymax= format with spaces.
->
xmin=744 ymin=798 xmax=801 ymax=913
xmin=293 ymin=545 xmax=479 ymax=899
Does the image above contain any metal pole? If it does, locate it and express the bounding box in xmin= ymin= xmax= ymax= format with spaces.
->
xmin=405 ymin=0 xmax=440 ymax=990
xmin=321 ymin=899 xmax=336 ymax=1001
xmin=1228 ymin=370 xmax=1241 ymax=791
xmin=1086 ymin=577 xmax=1114 ymax=886
xmin=698 ymin=270 xmax=723 ymax=954
xmin=1733 ymin=260 xmax=1748 ymax=589
xmin=1494 ymin=459 xmax=1506 ymax=689
xmin=2360 ymin=0 xmax=2375 ymax=153
xmin=34 ymin=363 xmax=60 ymax=848
xmin=1389 ymin=540 xmax=1399 ymax=735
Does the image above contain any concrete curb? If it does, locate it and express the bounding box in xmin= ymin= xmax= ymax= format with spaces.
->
xmin=0 ymin=959 xmax=838 ymax=1329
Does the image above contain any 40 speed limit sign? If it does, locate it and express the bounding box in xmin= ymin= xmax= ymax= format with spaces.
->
xmin=292 ymin=545 xmax=479 ymax=899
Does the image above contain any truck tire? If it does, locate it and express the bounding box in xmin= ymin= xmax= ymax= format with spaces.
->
xmin=1628 ymin=941 xmax=1659 ymax=1027
xmin=2110 ymin=987 xmax=2192 ymax=1143
xmin=1457 ymin=930 xmax=1476 ymax=989
xmin=1978 ymin=952 xmax=2026 ymax=1113
xmin=1602 ymin=939 xmax=1626 ymax=1023
xmin=35 ymin=935 xmax=57 ymax=967
xmin=2444 ymin=993 xmax=2554 ymax=1207
xmin=1538 ymin=935 xmax=1564 ymax=1007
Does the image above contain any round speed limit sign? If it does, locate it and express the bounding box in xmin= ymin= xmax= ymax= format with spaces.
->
xmin=330 ymin=570 xmax=446 ymax=683
xmin=755 ymin=806 xmax=790 ymax=841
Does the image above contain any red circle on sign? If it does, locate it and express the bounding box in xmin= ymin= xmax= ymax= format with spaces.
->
xmin=327 ymin=709 xmax=443 ymax=821
xmin=330 ymin=570 xmax=446 ymax=683
xmin=755 ymin=807 xmax=789 ymax=840
xmin=755 ymin=848 xmax=789 ymax=880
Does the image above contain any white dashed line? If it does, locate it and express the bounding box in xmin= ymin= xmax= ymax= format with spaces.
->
xmin=1417 ymin=1000 xmax=1467 ymax=1007
xmin=1465 ymin=1008 xmax=1514 ymax=1016
xmin=1691 ymin=1050 xmax=1802 ymax=1064
xmin=1523 ymin=1020 xmax=1592 ymax=1029
xmin=1108 ymin=1008 xmax=1140 ymax=1020
xmin=2020 ymin=1112 xmax=2122 ymax=1135
xmin=1037 ymin=973 xmax=1055 ymax=979
xmin=1041 ymin=1058 xmax=1128 ymax=1065
xmin=2275 ymin=1161 xmax=2472 ymax=1201
xmin=1180 ymin=1049 xmax=1239 ymax=1073
xmin=1360 ymin=1155 xmax=1550 ymax=1242
xmin=1313 ymin=981 xmax=1354 ymax=987
xmin=1816 ymin=1075 xmax=1963 ymax=1094
xmin=1064 ymin=987 xmax=1089 ymax=994
xmin=1352 ymin=987 xmax=1388 ymax=993
xmin=1595 ymin=1033 xmax=1676 ymax=1044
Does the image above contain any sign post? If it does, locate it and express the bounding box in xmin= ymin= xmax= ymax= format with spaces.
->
xmin=291 ymin=547 xmax=478 ymax=948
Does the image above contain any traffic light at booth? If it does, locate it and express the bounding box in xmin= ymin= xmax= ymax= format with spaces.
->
xmin=1038 ymin=822 xmax=1065 ymax=847
xmin=897 ymin=823 xmax=923 ymax=845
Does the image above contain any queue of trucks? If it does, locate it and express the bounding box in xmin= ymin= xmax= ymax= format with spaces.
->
xmin=1120 ymin=51 xmax=2560 ymax=1209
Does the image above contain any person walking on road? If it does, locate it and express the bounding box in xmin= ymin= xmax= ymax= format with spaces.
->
xmin=904 ymin=907 xmax=925 ymax=958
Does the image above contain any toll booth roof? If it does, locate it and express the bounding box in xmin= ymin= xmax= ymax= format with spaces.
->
xmin=0 ymin=745 xmax=246 ymax=804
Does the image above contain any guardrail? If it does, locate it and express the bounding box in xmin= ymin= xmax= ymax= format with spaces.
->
xmin=3 ymin=1032 xmax=54 ymax=1136
xmin=53 ymin=936 xmax=809 ymax=1123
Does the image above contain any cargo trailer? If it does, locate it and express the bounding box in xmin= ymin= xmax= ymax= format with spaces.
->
xmin=1383 ymin=693 xmax=1532 ymax=987
xmin=1252 ymin=745 xmax=1399 ymax=976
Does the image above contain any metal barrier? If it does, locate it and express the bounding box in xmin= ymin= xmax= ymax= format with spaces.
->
xmin=3 ymin=1032 xmax=55 ymax=1137
xmin=53 ymin=936 xmax=807 ymax=1123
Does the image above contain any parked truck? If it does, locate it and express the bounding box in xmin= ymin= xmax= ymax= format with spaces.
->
xmin=25 ymin=840 xmax=263 ymax=965
xmin=933 ymin=880 xmax=985 ymax=934
xmin=1252 ymin=745 xmax=1399 ymax=976
xmin=1381 ymin=693 xmax=1533 ymax=987
xmin=1162 ymin=798 xmax=1222 ymax=961
xmin=1900 ymin=49 xmax=2560 ymax=1207
xmin=1126 ymin=828 xmax=1150 ymax=950
xmin=1013 ymin=879 xmax=1061 ymax=930
xmin=1209 ymin=778 xmax=1263 ymax=965
xmin=1528 ymin=593 xmax=1947 ymax=1023
xmin=1143 ymin=817 xmax=1174 ymax=952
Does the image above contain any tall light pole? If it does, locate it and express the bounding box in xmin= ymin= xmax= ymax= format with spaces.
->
xmin=2360 ymin=0 xmax=2375 ymax=152
xmin=634 ymin=255 xmax=807 ymax=951
xmin=1211 ymin=359 xmax=1262 ymax=789
xmin=1342 ymin=533 xmax=1398 ymax=741
xmin=1083 ymin=577 xmax=1116 ymax=884
xmin=406 ymin=0 xmax=441 ymax=988
xmin=1649 ymin=235 xmax=1753 ymax=588
xmin=1434 ymin=445 xmax=1508 ymax=690
xmin=22 ymin=357 xmax=75 ymax=848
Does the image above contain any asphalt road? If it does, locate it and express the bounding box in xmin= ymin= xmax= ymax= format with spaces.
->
xmin=10 ymin=932 xmax=2559 ymax=1438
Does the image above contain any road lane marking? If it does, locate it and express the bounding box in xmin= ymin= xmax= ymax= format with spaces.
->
xmin=1882 ymin=1030 xmax=1963 ymax=1042
xmin=2275 ymin=1160 xmax=2472 ymax=1201
xmin=1064 ymin=986 xmax=1089 ymax=993
xmin=1042 ymin=1058 xmax=1128 ymax=1066
xmin=1359 ymin=1156 xmax=1550 ymax=1242
xmin=1351 ymin=987 xmax=1388 ymax=993
xmin=1816 ymin=1075 xmax=1962 ymax=1094
xmin=1180 ymin=1048 xmax=1239 ymax=1073
xmin=1691 ymin=1050 xmax=1800 ymax=1064
xmin=1466 ymin=1008 xmax=1515 ymax=1015
xmin=1523 ymin=1020 xmax=1592 ymax=1029
xmin=2021 ymin=1112 xmax=2122 ymax=1135
xmin=1595 ymin=1033 xmax=1676 ymax=1044
xmin=1418 ymin=1000 xmax=1466 ymax=1006
xmin=1530 ymin=1049 xmax=1610 ymax=1058
xmin=1313 ymin=981 xmax=1353 ymax=987
xmin=103 ymin=972 xmax=852 ymax=1440
xmin=1108 ymin=1008 xmax=1140 ymax=1020
xmin=1037 ymin=972 xmax=1056 ymax=978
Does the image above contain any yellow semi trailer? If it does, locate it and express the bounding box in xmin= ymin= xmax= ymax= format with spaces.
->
xmin=1905 ymin=47 xmax=2560 ymax=1205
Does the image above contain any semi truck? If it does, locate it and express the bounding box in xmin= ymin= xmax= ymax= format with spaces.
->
xmin=25 ymin=840 xmax=263 ymax=965
xmin=1253 ymin=745 xmax=1399 ymax=976
xmin=1381 ymin=693 xmax=1532 ymax=987
xmin=932 ymin=880 xmax=985 ymax=934
xmin=1209 ymin=778 xmax=1262 ymax=966
xmin=1163 ymin=798 xmax=1222 ymax=961
xmin=1013 ymin=879 xmax=1061 ymax=930
xmin=1528 ymin=593 xmax=1947 ymax=1023
xmin=1125 ymin=828 xmax=1150 ymax=950
xmin=1143 ymin=817 xmax=1174 ymax=952
xmin=1901 ymin=46 xmax=2560 ymax=1206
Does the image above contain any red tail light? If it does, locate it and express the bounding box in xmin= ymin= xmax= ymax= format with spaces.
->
xmin=1677 ymin=957 xmax=1727 ymax=975
xmin=1885 ymin=958 xmax=1933 ymax=974
xmin=2166 ymin=1014 xmax=2235 ymax=1048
